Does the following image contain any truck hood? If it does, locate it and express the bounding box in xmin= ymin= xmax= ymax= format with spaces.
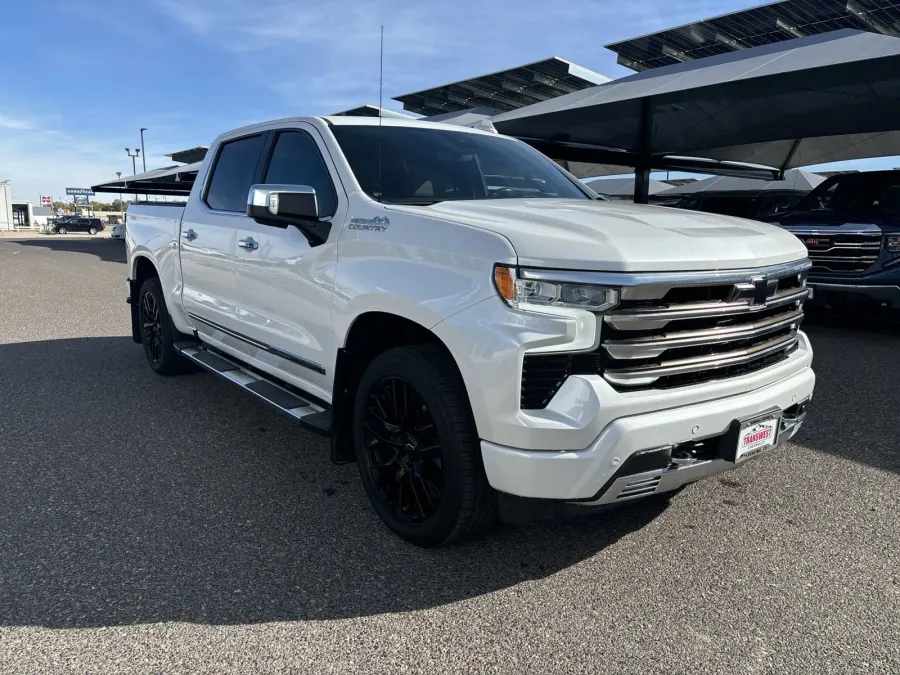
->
xmin=400 ymin=199 xmax=808 ymax=272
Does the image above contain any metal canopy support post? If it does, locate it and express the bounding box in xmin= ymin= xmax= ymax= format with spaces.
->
xmin=633 ymin=166 xmax=651 ymax=204
xmin=778 ymin=138 xmax=803 ymax=180
xmin=634 ymin=98 xmax=653 ymax=204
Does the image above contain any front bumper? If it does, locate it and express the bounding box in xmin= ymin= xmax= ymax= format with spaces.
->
xmin=481 ymin=364 xmax=814 ymax=506
xmin=808 ymin=282 xmax=900 ymax=310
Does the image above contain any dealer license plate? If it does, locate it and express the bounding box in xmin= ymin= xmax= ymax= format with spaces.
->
xmin=735 ymin=414 xmax=780 ymax=463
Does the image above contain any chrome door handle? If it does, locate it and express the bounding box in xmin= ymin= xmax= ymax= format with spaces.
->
xmin=237 ymin=237 xmax=259 ymax=250
xmin=181 ymin=228 xmax=197 ymax=241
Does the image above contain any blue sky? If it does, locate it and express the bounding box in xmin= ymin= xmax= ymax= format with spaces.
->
xmin=1 ymin=0 xmax=896 ymax=203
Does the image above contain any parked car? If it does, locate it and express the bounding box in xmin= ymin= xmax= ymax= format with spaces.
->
xmin=766 ymin=170 xmax=900 ymax=315
xmin=109 ymin=222 xmax=126 ymax=239
xmin=666 ymin=190 xmax=806 ymax=220
xmin=119 ymin=116 xmax=814 ymax=546
xmin=53 ymin=217 xmax=104 ymax=235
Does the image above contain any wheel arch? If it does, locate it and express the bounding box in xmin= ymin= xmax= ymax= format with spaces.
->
xmin=330 ymin=311 xmax=475 ymax=464
xmin=129 ymin=255 xmax=161 ymax=343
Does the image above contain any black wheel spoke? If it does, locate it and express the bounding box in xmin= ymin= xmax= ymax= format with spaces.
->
xmin=140 ymin=291 xmax=163 ymax=365
xmin=363 ymin=423 xmax=403 ymax=447
xmin=363 ymin=376 xmax=444 ymax=524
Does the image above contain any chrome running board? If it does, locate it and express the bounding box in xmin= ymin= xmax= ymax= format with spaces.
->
xmin=176 ymin=342 xmax=331 ymax=436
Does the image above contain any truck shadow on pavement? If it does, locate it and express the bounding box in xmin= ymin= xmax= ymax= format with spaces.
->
xmin=0 ymin=327 xmax=894 ymax=629
xmin=7 ymin=237 xmax=127 ymax=265
xmin=0 ymin=336 xmax=667 ymax=629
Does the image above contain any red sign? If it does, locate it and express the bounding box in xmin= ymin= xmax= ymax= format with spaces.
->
xmin=40 ymin=195 xmax=52 ymax=206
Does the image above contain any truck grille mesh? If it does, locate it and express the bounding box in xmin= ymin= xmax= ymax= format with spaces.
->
xmin=520 ymin=265 xmax=809 ymax=408
xmin=791 ymin=231 xmax=882 ymax=274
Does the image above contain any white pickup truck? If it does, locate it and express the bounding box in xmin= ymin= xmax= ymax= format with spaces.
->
xmin=112 ymin=115 xmax=815 ymax=546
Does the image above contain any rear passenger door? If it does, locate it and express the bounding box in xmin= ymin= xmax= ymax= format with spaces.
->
xmin=231 ymin=124 xmax=346 ymax=399
xmin=179 ymin=132 xmax=267 ymax=335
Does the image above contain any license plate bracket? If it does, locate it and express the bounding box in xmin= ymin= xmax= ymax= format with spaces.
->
xmin=724 ymin=409 xmax=782 ymax=464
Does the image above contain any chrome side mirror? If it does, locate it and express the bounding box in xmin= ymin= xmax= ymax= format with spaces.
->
xmin=246 ymin=184 xmax=318 ymax=221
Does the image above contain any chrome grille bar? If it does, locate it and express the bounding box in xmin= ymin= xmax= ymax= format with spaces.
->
xmin=597 ymin=260 xmax=809 ymax=390
xmin=603 ymin=309 xmax=803 ymax=359
xmin=604 ymin=333 xmax=799 ymax=387
xmin=605 ymin=287 xmax=808 ymax=331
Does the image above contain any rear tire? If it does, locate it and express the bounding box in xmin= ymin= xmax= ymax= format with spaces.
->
xmin=138 ymin=277 xmax=191 ymax=375
xmin=88 ymin=227 xmax=98 ymax=235
xmin=353 ymin=345 xmax=497 ymax=547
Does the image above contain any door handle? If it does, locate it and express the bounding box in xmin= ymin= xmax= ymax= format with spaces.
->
xmin=237 ymin=237 xmax=259 ymax=250
xmin=181 ymin=228 xmax=197 ymax=241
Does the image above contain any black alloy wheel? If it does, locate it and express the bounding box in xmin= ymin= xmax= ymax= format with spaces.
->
xmin=363 ymin=376 xmax=444 ymax=523
xmin=141 ymin=290 xmax=164 ymax=365
xmin=353 ymin=345 xmax=497 ymax=547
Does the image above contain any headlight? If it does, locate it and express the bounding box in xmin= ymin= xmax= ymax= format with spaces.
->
xmin=886 ymin=234 xmax=900 ymax=253
xmin=493 ymin=265 xmax=619 ymax=311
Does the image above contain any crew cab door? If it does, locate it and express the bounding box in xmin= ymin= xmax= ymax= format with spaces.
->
xmin=179 ymin=132 xmax=267 ymax=334
xmin=231 ymin=125 xmax=345 ymax=399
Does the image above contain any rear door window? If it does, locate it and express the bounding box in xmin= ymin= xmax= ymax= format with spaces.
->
xmin=205 ymin=134 xmax=267 ymax=212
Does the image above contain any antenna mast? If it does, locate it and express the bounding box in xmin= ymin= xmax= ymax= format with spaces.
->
xmin=378 ymin=25 xmax=384 ymax=201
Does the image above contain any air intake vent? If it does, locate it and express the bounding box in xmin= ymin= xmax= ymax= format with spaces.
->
xmin=616 ymin=475 xmax=662 ymax=500
xmin=521 ymin=354 xmax=572 ymax=409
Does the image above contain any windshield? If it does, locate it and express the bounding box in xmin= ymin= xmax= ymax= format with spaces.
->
xmin=330 ymin=125 xmax=591 ymax=204
xmin=795 ymin=173 xmax=900 ymax=214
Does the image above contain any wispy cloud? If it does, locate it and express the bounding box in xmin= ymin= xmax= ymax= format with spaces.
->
xmin=0 ymin=114 xmax=38 ymax=131
xmin=152 ymin=0 xmax=736 ymax=113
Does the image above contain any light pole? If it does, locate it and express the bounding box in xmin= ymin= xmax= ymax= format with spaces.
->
xmin=140 ymin=128 xmax=147 ymax=172
xmin=116 ymin=171 xmax=123 ymax=217
xmin=125 ymin=147 xmax=141 ymax=175
xmin=126 ymin=148 xmax=141 ymax=201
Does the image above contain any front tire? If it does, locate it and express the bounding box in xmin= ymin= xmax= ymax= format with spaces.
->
xmin=138 ymin=277 xmax=190 ymax=375
xmin=353 ymin=345 xmax=497 ymax=547
xmin=57 ymin=226 xmax=67 ymax=234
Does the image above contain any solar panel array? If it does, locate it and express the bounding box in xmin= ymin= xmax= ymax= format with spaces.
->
xmin=606 ymin=0 xmax=900 ymax=71
xmin=392 ymin=57 xmax=608 ymax=116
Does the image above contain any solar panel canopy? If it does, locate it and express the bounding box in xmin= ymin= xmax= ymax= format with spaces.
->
xmin=393 ymin=57 xmax=609 ymax=116
xmin=606 ymin=0 xmax=900 ymax=71
xmin=493 ymin=30 xmax=900 ymax=174
xmin=332 ymin=105 xmax=416 ymax=119
xmin=166 ymin=146 xmax=208 ymax=164
xmin=660 ymin=168 xmax=825 ymax=194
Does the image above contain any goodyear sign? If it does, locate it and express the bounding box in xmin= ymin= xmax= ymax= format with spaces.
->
xmin=66 ymin=188 xmax=95 ymax=196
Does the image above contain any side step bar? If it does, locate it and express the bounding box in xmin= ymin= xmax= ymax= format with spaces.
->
xmin=176 ymin=342 xmax=332 ymax=436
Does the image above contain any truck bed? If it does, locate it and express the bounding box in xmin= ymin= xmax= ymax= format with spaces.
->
xmin=126 ymin=202 xmax=186 ymax=254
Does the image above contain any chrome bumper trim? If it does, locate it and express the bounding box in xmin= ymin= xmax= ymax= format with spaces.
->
xmin=575 ymin=402 xmax=808 ymax=507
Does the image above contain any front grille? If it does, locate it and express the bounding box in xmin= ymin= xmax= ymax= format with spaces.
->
xmin=788 ymin=230 xmax=882 ymax=274
xmin=519 ymin=261 xmax=810 ymax=407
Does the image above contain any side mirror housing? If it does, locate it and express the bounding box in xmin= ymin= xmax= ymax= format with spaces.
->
xmin=246 ymin=184 xmax=318 ymax=221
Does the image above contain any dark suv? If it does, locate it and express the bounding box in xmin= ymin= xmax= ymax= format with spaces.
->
xmin=53 ymin=217 xmax=104 ymax=235
xmin=766 ymin=171 xmax=900 ymax=315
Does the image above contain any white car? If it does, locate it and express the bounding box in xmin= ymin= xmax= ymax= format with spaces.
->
xmin=109 ymin=222 xmax=126 ymax=239
xmin=115 ymin=116 xmax=815 ymax=546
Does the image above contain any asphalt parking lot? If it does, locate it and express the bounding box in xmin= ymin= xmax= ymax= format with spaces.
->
xmin=0 ymin=236 xmax=897 ymax=674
